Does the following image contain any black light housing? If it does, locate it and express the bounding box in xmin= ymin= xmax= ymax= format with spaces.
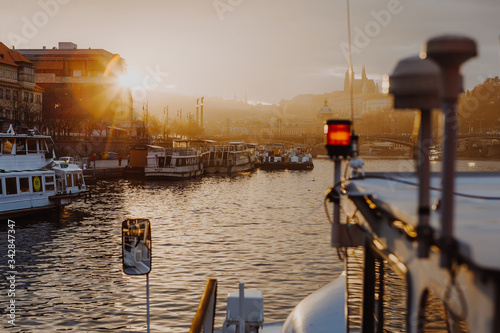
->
xmin=324 ymin=119 xmax=352 ymax=159
xmin=350 ymin=134 xmax=359 ymax=158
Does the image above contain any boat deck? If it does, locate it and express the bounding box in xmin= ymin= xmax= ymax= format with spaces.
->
xmin=343 ymin=171 xmax=500 ymax=271
xmin=340 ymin=171 xmax=500 ymax=332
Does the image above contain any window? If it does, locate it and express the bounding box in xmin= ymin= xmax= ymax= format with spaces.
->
xmin=12 ymin=90 xmax=18 ymax=101
xmin=3 ymin=138 xmax=14 ymax=154
xmin=5 ymin=110 xmax=10 ymax=119
xmin=0 ymin=108 xmax=3 ymax=118
xmin=73 ymin=173 xmax=78 ymax=187
xmin=6 ymin=177 xmax=17 ymax=195
xmin=0 ymin=89 xmax=3 ymax=99
xmin=30 ymin=93 xmax=33 ymax=103
xmin=0 ymin=179 xmax=3 ymax=195
xmin=24 ymin=92 xmax=28 ymax=101
xmin=36 ymin=95 xmax=41 ymax=103
xmin=16 ymin=138 xmax=26 ymax=155
xmin=73 ymin=70 xmax=81 ymax=77
xmin=27 ymin=139 xmax=37 ymax=153
xmin=6 ymin=90 xmax=10 ymax=100
xmin=0 ymin=68 xmax=3 ymax=77
xmin=19 ymin=177 xmax=30 ymax=193
xmin=66 ymin=173 xmax=72 ymax=187
xmin=45 ymin=175 xmax=55 ymax=192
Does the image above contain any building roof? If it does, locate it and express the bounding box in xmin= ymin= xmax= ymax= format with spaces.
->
xmin=17 ymin=47 xmax=119 ymax=62
xmin=0 ymin=42 xmax=32 ymax=67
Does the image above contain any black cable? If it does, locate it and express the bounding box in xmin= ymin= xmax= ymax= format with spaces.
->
xmin=361 ymin=174 xmax=500 ymax=201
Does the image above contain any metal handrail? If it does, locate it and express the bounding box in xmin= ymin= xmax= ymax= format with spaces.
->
xmin=189 ymin=278 xmax=218 ymax=333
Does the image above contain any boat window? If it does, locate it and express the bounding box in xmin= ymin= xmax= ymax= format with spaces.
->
xmin=0 ymin=179 xmax=3 ymax=195
xmin=73 ymin=173 xmax=78 ymax=187
xmin=165 ymin=156 xmax=171 ymax=166
xmin=41 ymin=140 xmax=49 ymax=153
xmin=45 ymin=177 xmax=55 ymax=191
xmin=19 ymin=177 xmax=30 ymax=193
xmin=16 ymin=138 xmax=27 ymax=155
xmin=159 ymin=156 xmax=165 ymax=167
xmin=3 ymin=138 xmax=14 ymax=154
xmin=5 ymin=177 xmax=17 ymax=195
xmin=66 ymin=173 xmax=72 ymax=187
xmin=32 ymin=176 xmax=43 ymax=192
xmin=27 ymin=139 xmax=38 ymax=153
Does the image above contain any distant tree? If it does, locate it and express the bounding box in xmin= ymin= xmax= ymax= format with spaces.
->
xmin=148 ymin=115 xmax=162 ymax=138
xmin=18 ymin=99 xmax=42 ymax=129
xmin=458 ymin=77 xmax=500 ymax=133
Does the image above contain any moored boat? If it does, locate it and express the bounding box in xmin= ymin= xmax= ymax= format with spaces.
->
xmin=0 ymin=127 xmax=88 ymax=219
xmin=202 ymin=142 xmax=256 ymax=174
xmin=144 ymin=140 xmax=203 ymax=179
xmin=258 ymin=144 xmax=287 ymax=171
xmin=285 ymin=147 xmax=314 ymax=170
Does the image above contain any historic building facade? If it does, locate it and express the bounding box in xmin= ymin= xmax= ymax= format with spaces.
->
xmin=18 ymin=42 xmax=132 ymax=137
xmin=0 ymin=43 xmax=43 ymax=132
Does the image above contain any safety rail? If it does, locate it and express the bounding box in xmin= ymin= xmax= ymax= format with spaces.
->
xmin=190 ymin=278 xmax=218 ymax=333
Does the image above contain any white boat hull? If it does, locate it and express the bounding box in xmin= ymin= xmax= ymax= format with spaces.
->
xmin=145 ymin=168 xmax=203 ymax=179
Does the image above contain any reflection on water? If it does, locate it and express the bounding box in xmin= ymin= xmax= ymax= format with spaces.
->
xmin=0 ymin=158 xmax=497 ymax=332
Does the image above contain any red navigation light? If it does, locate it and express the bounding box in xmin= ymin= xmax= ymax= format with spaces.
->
xmin=325 ymin=119 xmax=352 ymax=158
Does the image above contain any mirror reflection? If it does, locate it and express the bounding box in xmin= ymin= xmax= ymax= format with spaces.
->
xmin=122 ymin=218 xmax=152 ymax=275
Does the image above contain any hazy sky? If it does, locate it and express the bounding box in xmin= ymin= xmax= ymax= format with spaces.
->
xmin=1 ymin=0 xmax=499 ymax=104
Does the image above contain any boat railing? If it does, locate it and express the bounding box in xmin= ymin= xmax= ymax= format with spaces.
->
xmin=171 ymin=147 xmax=199 ymax=156
xmin=189 ymin=278 xmax=218 ymax=333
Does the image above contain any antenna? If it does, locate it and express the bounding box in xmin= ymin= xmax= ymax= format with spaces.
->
xmin=346 ymin=0 xmax=355 ymax=131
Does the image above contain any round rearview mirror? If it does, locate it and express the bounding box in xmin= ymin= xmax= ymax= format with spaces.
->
xmin=122 ymin=219 xmax=152 ymax=275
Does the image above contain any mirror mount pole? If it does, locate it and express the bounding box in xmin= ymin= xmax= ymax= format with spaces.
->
xmin=147 ymin=273 xmax=150 ymax=333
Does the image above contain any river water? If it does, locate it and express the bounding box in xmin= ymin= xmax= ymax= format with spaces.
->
xmin=1 ymin=158 xmax=498 ymax=332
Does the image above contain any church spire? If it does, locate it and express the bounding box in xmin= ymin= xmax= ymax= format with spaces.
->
xmin=362 ymin=65 xmax=367 ymax=79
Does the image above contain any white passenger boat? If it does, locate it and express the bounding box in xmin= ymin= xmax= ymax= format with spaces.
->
xmin=258 ymin=144 xmax=287 ymax=171
xmin=202 ymin=142 xmax=256 ymax=174
xmin=0 ymin=127 xmax=87 ymax=219
xmin=285 ymin=147 xmax=314 ymax=170
xmin=144 ymin=140 xmax=203 ymax=179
